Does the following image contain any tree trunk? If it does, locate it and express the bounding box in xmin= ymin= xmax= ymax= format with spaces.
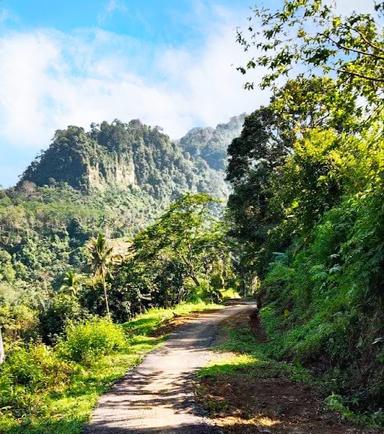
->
xmin=103 ymin=279 xmax=110 ymax=317
xmin=189 ymin=273 xmax=200 ymax=287
xmin=0 ymin=328 xmax=5 ymax=364
xmin=179 ymin=253 xmax=200 ymax=287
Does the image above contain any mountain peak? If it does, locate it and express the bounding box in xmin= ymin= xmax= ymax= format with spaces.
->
xmin=18 ymin=116 xmax=244 ymax=199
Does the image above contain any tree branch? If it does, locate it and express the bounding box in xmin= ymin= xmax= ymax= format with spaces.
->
xmin=349 ymin=26 xmax=384 ymax=54
xmin=336 ymin=66 xmax=384 ymax=83
xmin=326 ymin=35 xmax=384 ymax=61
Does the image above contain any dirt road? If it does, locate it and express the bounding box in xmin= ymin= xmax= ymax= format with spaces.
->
xmin=85 ymin=303 xmax=254 ymax=434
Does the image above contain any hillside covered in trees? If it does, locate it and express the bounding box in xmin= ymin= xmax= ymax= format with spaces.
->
xmin=0 ymin=116 xmax=241 ymax=314
xmin=18 ymin=117 xmax=244 ymax=197
xmin=223 ymin=0 xmax=384 ymax=427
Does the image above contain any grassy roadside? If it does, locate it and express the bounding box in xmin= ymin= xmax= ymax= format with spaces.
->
xmin=194 ymin=309 xmax=382 ymax=433
xmin=0 ymin=301 xmax=221 ymax=434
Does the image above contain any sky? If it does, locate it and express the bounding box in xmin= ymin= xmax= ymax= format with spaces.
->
xmin=0 ymin=0 xmax=375 ymax=187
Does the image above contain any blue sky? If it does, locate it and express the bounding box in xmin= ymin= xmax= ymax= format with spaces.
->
xmin=0 ymin=0 xmax=371 ymax=187
xmin=0 ymin=0 xmax=267 ymax=187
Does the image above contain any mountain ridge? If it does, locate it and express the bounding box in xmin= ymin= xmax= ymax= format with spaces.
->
xmin=17 ymin=115 xmax=245 ymax=201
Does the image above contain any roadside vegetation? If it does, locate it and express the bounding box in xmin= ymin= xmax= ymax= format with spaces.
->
xmin=218 ymin=0 xmax=384 ymax=429
xmin=0 ymin=301 xmax=220 ymax=433
xmin=196 ymin=312 xmax=382 ymax=433
xmin=0 ymin=193 xmax=232 ymax=433
xmin=1 ymin=0 xmax=383 ymax=432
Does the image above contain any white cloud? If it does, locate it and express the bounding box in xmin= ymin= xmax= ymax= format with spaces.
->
xmin=97 ymin=0 xmax=127 ymax=25
xmin=0 ymin=13 xmax=267 ymax=156
xmin=334 ymin=0 xmax=375 ymax=15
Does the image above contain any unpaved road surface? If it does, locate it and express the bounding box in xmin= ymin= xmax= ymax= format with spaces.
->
xmin=85 ymin=303 xmax=254 ymax=434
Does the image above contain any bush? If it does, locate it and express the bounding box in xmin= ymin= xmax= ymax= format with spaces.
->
xmin=3 ymin=344 xmax=71 ymax=390
xmin=0 ymin=304 xmax=39 ymax=342
xmin=0 ymin=343 xmax=72 ymax=416
xmin=39 ymin=292 xmax=85 ymax=344
xmin=59 ymin=318 xmax=126 ymax=364
xmin=190 ymin=281 xmax=222 ymax=304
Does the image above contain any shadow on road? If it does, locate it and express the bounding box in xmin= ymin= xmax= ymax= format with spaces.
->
xmin=84 ymin=305 xmax=255 ymax=434
xmin=84 ymin=423 xmax=223 ymax=433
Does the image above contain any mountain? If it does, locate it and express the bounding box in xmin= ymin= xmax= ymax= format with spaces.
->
xmin=178 ymin=114 xmax=245 ymax=171
xmin=18 ymin=116 xmax=245 ymax=201
xmin=0 ymin=116 xmax=243 ymax=290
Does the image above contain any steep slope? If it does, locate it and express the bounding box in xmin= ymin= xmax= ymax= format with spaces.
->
xmin=18 ymin=118 xmax=240 ymax=200
xmin=2 ymin=116 xmax=242 ymax=294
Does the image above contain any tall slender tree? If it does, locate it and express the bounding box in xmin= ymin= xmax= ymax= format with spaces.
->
xmin=0 ymin=328 xmax=4 ymax=364
xmin=87 ymin=233 xmax=113 ymax=316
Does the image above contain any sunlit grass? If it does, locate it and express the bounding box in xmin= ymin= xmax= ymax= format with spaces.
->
xmin=197 ymin=319 xmax=312 ymax=383
xmin=123 ymin=301 xmax=221 ymax=336
xmin=198 ymin=353 xmax=257 ymax=377
xmin=220 ymin=288 xmax=240 ymax=300
xmin=0 ymin=301 xmax=219 ymax=434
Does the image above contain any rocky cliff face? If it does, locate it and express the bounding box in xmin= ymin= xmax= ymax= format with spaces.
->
xmin=18 ymin=116 xmax=244 ymax=200
xmin=85 ymin=154 xmax=136 ymax=191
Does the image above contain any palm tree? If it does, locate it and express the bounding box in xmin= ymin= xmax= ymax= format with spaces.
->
xmin=0 ymin=328 xmax=4 ymax=364
xmin=60 ymin=270 xmax=82 ymax=296
xmin=87 ymin=233 xmax=113 ymax=316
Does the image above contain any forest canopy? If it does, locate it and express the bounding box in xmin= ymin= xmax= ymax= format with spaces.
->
xmin=226 ymin=0 xmax=384 ymax=420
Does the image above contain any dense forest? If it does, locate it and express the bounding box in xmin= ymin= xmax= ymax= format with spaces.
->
xmin=0 ymin=116 xmax=241 ymax=321
xmin=227 ymin=0 xmax=384 ymax=424
xmin=0 ymin=0 xmax=383 ymax=432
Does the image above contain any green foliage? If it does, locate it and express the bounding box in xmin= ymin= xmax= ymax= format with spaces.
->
xmin=86 ymin=234 xmax=114 ymax=316
xmin=0 ymin=250 xmax=16 ymax=283
xmin=0 ymin=304 xmax=38 ymax=343
xmin=0 ymin=116 xmax=239 ymax=345
xmin=123 ymin=301 xmax=220 ymax=336
xmin=58 ymin=318 xmax=126 ymax=364
xmin=19 ymin=119 xmax=230 ymax=200
xmin=198 ymin=319 xmax=312 ymax=385
xmin=228 ymin=121 xmax=384 ymax=416
xmin=237 ymin=0 xmax=384 ymax=104
xmin=60 ymin=271 xmax=82 ymax=296
xmin=226 ymin=77 xmax=361 ymax=286
xmin=0 ymin=301 xmax=216 ymax=433
xmin=39 ymin=293 xmax=84 ymax=345
xmin=0 ymin=344 xmax=72 ymax=417
xmin=226 ymin=1 xmax=384 ymax=421
xmin=111 ymin=193 xmax=233 ymax=318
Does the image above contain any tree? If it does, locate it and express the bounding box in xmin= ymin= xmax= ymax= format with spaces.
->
xmin=237 ymin=0 xmax=384 ymax=105
xmin=87 ymin=233 xmax=113 ymax=316
xmin=134 ymin=193 xmax=219 ymax=286
xmin=60 ymin=270 xmax=82 ymax=296
xmin=112 ymin=193 xmax=231 ymax=313
xmin=0 ymin=328 xmax=4 ymax=364
xmin=226 ymin=77 xmax=358 ymax=277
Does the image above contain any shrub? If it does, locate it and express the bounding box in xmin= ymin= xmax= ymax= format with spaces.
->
xmin=39 ymin=292 xmax=85 ymax=344
xmin=0 ymin=343 xmax=72 ymax=416
xmin=0 ymin=304 xmax=39 ymax=342
xmin=59 ymin=318 xmax=126 ymax=364
xmin=191 ymin=281 xmax=222 ymax=304
xmin=3 ymin=344 xmax=71 ymax=389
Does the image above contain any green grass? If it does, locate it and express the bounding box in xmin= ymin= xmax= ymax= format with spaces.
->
xmin=0 ymin=301 xmax=219 ymax=434
xmin=123 ymin=301 xmax=221 ymax=336
xmin=220 ymin=288 xmax=240 ymax=301
xmin=198 ymin=321 xmax=311 ymax=384
xmin=197 ymin=308 xmax=384 ymax=429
